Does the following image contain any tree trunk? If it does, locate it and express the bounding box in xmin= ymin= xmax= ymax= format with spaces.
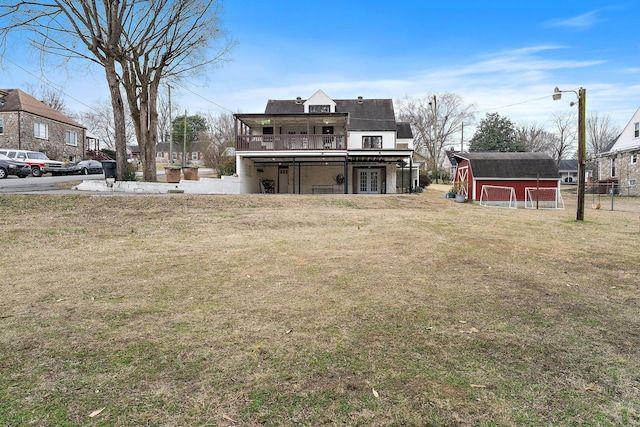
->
xmin=105 ymin=59 xmax=127 ymax=181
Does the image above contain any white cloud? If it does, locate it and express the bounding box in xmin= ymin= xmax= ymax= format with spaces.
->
xmin=543 ymin=10 xmax=604 ymax=30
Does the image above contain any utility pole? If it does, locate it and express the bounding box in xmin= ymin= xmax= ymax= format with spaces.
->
xmin=168 ymin=84 xmax=173 ymax=164
xmin=183 ymin=110 xmax=187 ymax=167
xmin=553 ymin=86 xmax=587 ymax=221
xmin=576 ymin=88 xmax=587 ymax=221
xmin=429 ymin=95 xmax=437 ymax=183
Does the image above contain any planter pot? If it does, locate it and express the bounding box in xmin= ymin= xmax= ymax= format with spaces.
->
xmin=455 ymin=194 xmax=466 ymax=203
xmin=164 ymin=166 xmax=182 ymax=183
xmin=182 ymin=166 xmax=199 ymax=181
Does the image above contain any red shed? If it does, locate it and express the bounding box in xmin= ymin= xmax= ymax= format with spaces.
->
xmin=453 ymin=152 xmax=561 ymax=204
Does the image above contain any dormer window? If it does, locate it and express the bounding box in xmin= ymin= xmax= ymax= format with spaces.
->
xmin=309 ymin=105 xmax=331 ymax=113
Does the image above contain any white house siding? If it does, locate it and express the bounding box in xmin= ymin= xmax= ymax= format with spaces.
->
xmin=347 ymin=131 xmax=396 ymax=150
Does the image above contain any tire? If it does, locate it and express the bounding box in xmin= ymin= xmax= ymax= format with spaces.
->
xmin=31 ymin=166 xmax=43 ymax=177
xmin=82 ymin=167 xmax=89 ymax=175
xmin=0 ymin=167 xmax=7 ymax=179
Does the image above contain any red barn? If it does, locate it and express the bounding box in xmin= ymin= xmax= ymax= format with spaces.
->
xmin=453 ymin=152 xmax=561 ymax=205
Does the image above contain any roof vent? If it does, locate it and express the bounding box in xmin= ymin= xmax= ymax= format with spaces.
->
xmin=295 ymin=97 xmax=302 ymax=104
xmin=357 ymin=96 xmax=363 ymax=104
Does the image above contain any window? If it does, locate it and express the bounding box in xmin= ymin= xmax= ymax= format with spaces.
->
xmin=0 ymin=117 xmax=3 ymax=134
xmin=611 ymin=158 xmax=616 ymax=177
xmin=362 ymin=136 xmax=382 ymax=149
xmin=632 ymin=153 xmax=638 ymax=165
xmin=191 ymin=151 xmax=198 ymax=160
xmin=34 ymin=122 xmax=48 ymax=139
xmin=635 ymin=122 xmax=639 ymax=138
xmin=629 ymin=179 xmax=637 ymax=187
xmin=65 ymin=131 xmax=77 ymax=146
xmin=309 ymin=105 xmax=331 ymax=113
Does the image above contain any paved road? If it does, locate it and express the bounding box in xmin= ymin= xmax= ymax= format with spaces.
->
xmin=0 ymin=173 xmax=105 ymax=194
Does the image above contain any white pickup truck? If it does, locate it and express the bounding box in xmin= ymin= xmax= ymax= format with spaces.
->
xmin=0 ymin=149 xmax=65 ymax=177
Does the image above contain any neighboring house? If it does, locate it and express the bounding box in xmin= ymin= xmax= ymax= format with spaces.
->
xmin=596 ymin=106 xmax=640 ymax=196
xmin=0 ymin=89 xmax=86 ymax=162
xmin=156 ymin=142 xmax=203 ymax=164
xmin=443 ymin=149 xmax=459 ymax=181
xmin=453 ymin=152 xmax=560 ymax=202
xmin=233 ymin=90 xmax=415 ymax=194
xmin=559 ymin=159 xmax=578 ymax=184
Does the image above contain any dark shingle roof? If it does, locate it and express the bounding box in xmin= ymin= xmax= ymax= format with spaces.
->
xmin=558 ymin=159 xmax=577 ymax=172
xmin=0 ymin=89 xmax=84 ymax=128
xmin=264 ymin=98 xmax=398 ymax=131
xmin=396 ymin=122 xmax=413 ymax=139
xmin=454 ymin=152 xmax=559 ymax=179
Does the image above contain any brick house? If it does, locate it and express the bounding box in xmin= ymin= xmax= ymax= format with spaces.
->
xmin=0 ymin=89 xmax=86 ymax=162
xmin=597 ymin=106 xmax=640 ymax=196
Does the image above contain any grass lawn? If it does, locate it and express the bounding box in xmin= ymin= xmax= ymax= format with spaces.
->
xmin=1 ymin=188 xmax=639 ymax=426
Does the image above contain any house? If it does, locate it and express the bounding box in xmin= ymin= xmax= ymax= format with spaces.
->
xmin=233 ymin=90 xmax=415 ymax=194
xmin=155 ymin=142 xmax=203 ymax=164
xmin=558 ymin=159 xmax=578 ymax=184
xmin=596 ymin=106 xmax=640 ymax=196
xmin=0 ymin=89 xmax=86 ymax=162
xmin=453 ymin=152 xmax=561 ymax=203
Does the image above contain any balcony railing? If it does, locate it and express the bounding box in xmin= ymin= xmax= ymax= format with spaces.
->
xmin=237 ymin=134 xmax=345 ymax=151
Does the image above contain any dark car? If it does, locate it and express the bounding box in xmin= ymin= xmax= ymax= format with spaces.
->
xmin=0 ymin=153 xmax=31 ymax=179
xmin=67 ymin=160 xmax=104 ymax=175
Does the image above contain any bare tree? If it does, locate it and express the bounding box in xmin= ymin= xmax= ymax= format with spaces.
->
xmin=79 ymin=100 xmax=136 ymax=150
xmin=549 ymin=111 xmax=577 ymax=166
xmin=200 ymin=111 xmax=235 ymax=174
xmin=25 ymin=84 xmax=69 ymax=114
xmin=586 ymin=112 xmax=620 ymax=158
xmin=1 ymin=0 xmax=235 ymax=181
xmin=515 ymin=121 xmax=552 ymax=153
xmin=397 ymin=93 xmax=474 ymax=182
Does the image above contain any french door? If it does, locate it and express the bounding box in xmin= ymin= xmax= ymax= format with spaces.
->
xmin=358 ymin=169 xmax=381 ymax=194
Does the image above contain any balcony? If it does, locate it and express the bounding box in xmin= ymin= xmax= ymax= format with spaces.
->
xmin=236 ymin=134 xmax=345 ymax=151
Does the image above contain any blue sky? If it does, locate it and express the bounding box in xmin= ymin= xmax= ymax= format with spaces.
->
xmin=3 ymin=0 xmax=640 ymax=137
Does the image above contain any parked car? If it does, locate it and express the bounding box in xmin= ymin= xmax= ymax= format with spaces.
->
xmin=0 ymin=153 xmax=31 ymax=179
xmin=66 ymin=160 xmax=104 ymax=175
xmin=0 ymin=149 xmax=65 ymax=177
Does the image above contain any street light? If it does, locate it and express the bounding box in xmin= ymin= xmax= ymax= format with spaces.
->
xmin=553 ymin=86 xmax=587 ymax=221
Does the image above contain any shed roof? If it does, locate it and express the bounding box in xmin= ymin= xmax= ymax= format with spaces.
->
xmin=0 ymin=89 xmax=84 ymax=128
xmin=454 ymin=152 xmax=559 ymax=179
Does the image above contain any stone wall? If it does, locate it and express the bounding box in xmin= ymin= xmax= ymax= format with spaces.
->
xmin=0 ymin=111 xmax=85 ymax=162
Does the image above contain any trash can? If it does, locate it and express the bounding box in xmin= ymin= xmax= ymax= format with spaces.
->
xmin=164 ymin=166 xmax=182 ymax=183
xmin=182 ymin=166 xmax=199 ymax=180
xmin=101 ymin=160 xmax=117 ymax=179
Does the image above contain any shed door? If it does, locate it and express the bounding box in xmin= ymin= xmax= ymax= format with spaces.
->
xmin=456 ymin=166 xmax=469 ymax=197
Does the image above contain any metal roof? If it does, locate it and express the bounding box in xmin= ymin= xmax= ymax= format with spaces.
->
xmin=453 ymin=152 xmax=560 ymax=179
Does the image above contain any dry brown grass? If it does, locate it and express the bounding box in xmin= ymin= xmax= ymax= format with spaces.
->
xmin=1 ymin=188 xmax=639 ymax=426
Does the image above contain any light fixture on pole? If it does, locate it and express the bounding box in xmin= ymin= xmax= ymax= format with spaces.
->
xmin=553 ymin=86 xmax=587 ymax=221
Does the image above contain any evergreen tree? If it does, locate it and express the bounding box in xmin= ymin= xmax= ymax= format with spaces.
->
xmin=469 ymin=113 xmax=526 ymax=152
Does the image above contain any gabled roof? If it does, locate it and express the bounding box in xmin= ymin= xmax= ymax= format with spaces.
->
xmin=558 ymin=159 xmax=577 ymax=172
xmin=396 ymin=122 xmax=413 ymax=139
xmin=454 ymin=152 xmax=559 ymax=179
xmin=264 ymin=97 xmax=398 ymax=132
xmin=0 ymin=88 xmax=84 ymax=128
xmin=602 ymin=106 xmax=640 ymax=154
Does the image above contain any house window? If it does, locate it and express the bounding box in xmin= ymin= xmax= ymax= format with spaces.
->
xmin=309 ymin=105 xmax=331 ymax=113
xmin=0 ymin=117 xmax=3 ymax=134
xmin=65 ymin=131 xmax=77 ymax=146
xmin=191 ymin=151 xmax=198 ymax=160
xmin=34 ymin=122 xmax=48 ymax=139
xmin=629 ymin=179 xmax=637 ymax=187
xmin=635 ymin=122 xmax=639 ymax=138
xmin=362 ymin=136 xmax=382 ymax=149
xmin=632 ymin=154 xmax=638 ymax=165
xmin=611 ymin=158 xmax=616 ymax=177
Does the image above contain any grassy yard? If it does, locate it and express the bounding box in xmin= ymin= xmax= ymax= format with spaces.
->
xmin=0 ymin=189 xmax=639 ymax=426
